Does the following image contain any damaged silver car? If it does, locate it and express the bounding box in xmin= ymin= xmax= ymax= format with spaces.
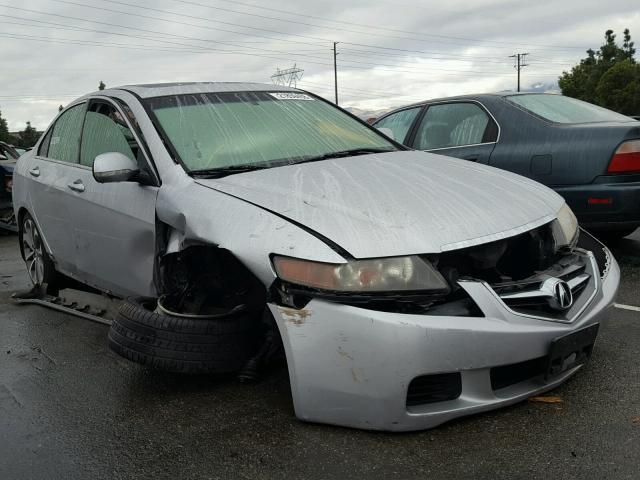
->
xmin=12 ymin=82 xmax=619 ymax=431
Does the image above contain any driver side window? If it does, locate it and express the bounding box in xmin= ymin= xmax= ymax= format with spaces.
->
xmin=80 ymin=102 xmax=141 ymax=168
xmin=374 ymin=107 xmax=421 ymax=144
xmin=414 ymin=103 xmax=495 ymax=150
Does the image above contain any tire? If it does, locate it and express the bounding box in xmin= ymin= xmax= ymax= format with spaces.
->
xmin=108 ymin=297 xmax=259 ymax=374
xmin=19 ymin=212 xmax=61 ymax=293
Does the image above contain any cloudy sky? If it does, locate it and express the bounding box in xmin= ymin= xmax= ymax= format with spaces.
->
xmin=1 ymin=0 xmax=639 ymax=130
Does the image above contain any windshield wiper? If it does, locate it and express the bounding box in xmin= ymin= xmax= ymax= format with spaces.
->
xmin=291 ymin=147 xmax=396 ymax=165
xmin=190 ymin=148 xmax=396 ymax=177
xmin=189 ymin=164 xmax=271 ymax=178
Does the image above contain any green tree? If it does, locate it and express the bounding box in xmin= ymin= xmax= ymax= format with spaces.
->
xmin=596 ymin=60 xmax=640 ymax=114
xmin=559 ymin=29 xmax=637 ymax=112
xmin=16 ymin=122 xmax=40 ymax=148
xmin=0 ymin=109 xmax=10 ymax=143
xmin=99 ymin=80 xmax=106 ymax=90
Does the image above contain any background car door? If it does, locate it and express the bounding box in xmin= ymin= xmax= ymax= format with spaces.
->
xmin=65 ymin=99 xmax=159 ymax=297
xmin=27 ymin=103 xmax=87 ymax=276
xmin=373 ymin=106 xmax=422 ymax=143
xmin=408 ymin=102 xmax=498 ymax=164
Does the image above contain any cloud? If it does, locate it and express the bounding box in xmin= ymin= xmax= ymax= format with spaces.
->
xmin=0 ymin=0 xmax=638 ymax=130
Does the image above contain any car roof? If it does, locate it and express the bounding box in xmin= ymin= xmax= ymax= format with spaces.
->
xmin=376 ymin=92 xmax=559 ymax=119
xmin=87 ymin=82 xmax=300 ymax=100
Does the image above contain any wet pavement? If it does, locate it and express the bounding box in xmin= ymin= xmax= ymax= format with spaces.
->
xmin=1 ymin=230 xmax=639 ymax=479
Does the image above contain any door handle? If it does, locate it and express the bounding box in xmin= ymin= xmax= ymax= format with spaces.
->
xmin=68 ymin=180 xmax=85 ymax=193
xmin=463 ymin=156 xmax=478 ymax=162
xmin=29 ymin=166 xmax=40 ymax=177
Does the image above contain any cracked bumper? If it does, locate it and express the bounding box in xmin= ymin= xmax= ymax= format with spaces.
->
xmin=269 ymin=252 xmax=620 ymax=432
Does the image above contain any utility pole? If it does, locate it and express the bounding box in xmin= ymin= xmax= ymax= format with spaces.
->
xmin=333 ymin=42 xmax=339 ymax=105
xmin=270 ymin=64 xmax=304 ymax=87
xmin=509 ymin=52 xmax=529 ymax=92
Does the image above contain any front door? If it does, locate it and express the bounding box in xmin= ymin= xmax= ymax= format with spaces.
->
xmin=408 ymin=101 xmax=498 ymax=164
xmin=66 ymin=99 xmax=159 ymax=297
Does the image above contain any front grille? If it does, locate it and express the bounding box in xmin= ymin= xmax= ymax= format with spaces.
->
xmin=577 ymin=229 xmax=609 ymax=278
xmin=406 ymin=373 xmax=462 ymax=407
xmin=491 ymin=254 xmax=589 ymax=316
xmin=490 ymin=356 xmax=547 ymax=390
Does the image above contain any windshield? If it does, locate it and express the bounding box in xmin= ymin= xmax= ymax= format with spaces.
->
xmin=146 ymin=91 xmax=396 ymax=173
xmin=506 ymin=94 xmax=634 ymax=124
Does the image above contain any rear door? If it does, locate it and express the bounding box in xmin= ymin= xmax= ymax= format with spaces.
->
xmin=66 ymin=98 xmax=159 ymax=297
xmin=27 ymin=103 xmax=87 ymax=276
xmin=408 ymin=101 xmax=498 ymax=164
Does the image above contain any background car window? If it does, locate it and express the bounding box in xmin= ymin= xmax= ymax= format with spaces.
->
xmin=0 ymin=143 xmax=19 ymax=160
xmin=80 ymin=103 xmax=138 ymax=167
xmin=46 ymin=103 xmax=85 ymax=164
xmin=374 ymin=107 xmax=421 ymax=143
xmin=414 ymin=103 xmax=491 ymax=150
xmin=506 ymin=94 xmax=634 ymax=124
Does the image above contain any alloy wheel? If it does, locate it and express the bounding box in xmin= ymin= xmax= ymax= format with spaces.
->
xmin=22 ymin=218 xmax=45 ymax=286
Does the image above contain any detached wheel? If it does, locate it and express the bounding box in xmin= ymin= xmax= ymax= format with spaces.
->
xmin=108 ymin=297 xmax=258 ymax=374
xmin=19 ymin=212 xmax=60 ymax=293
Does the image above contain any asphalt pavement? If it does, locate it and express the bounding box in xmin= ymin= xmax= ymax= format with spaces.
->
xmin=1 ymin=230 xmax=639 ymax=479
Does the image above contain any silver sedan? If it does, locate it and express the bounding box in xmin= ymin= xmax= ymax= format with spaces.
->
xmin=12 ymin=82 xmax=619 ymax=431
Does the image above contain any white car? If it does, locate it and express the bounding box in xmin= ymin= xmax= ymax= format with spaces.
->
xmin=13 ymin=82 xmax=619 ymax=431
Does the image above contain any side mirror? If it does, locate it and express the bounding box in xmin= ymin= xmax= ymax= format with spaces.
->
xmin=93 ymin=152 xmax=140 ymax=183
xmin=376 ymin=127 xmax=395 ymax=141
xmin=0 ymin=154 xmax=7 ymax=161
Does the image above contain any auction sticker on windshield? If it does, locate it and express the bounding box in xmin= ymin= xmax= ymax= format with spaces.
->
xmin=269 ymin=92 xmax=314 ymax=101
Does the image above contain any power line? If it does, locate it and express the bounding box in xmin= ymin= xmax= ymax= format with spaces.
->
xmin=166 ymin=0 xmax=590 ymax=52
xmin=49 ymin=0 xmax=588 ymax=56
xmin=0 ymin=15 xmax=563 ymax=78
xmin=49 ymin=0 xmax=335 ymax=45
xmin=2 ymin=3 xmax=583 ymax=73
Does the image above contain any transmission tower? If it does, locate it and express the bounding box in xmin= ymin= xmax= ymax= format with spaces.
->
xmin=271 ymin=64 xmax=304 ymax=87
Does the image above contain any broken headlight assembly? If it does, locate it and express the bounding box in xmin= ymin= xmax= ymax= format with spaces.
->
xmin=552 ymin=203 xmax=579 ymax=248
xmin=271 ymin=255 xmax=483 ymax=315
xmin=272 ymin=255 xmax=449 ymax=293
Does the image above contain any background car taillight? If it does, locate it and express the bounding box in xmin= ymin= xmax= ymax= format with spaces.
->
xmin=4 ymin=176 xmax=13 ymax=193
xmin=607 ymin=139 xmax=640 ymax=173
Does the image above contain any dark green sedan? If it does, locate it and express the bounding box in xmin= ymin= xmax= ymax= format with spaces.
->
xmin=374 ymin=93 xmax=640 ymax=239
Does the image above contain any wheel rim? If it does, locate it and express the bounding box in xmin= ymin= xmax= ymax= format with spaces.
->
xmin=22 ymin=218 xmax=45 ymax=286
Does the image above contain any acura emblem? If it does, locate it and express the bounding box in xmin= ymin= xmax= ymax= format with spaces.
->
xmin=541 ymin=278 xmax=574 ymax=311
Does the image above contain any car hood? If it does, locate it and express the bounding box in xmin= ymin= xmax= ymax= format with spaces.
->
xmin=195 ymin=151 xmax=564 ymax=258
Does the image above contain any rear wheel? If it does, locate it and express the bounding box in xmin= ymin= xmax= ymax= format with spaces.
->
xmin=19 ymin=212 xmax=60 ymax=293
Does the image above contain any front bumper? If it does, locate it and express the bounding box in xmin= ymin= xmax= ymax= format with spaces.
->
xmin=269 ymin=250 xmax=619 ymax=432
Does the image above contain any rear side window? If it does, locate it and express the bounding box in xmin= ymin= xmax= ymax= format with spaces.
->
xmin=374 ymin=107 xmax=421 ymax=143
xmin=46 ymin=103 xmax=86 ymax=163
xmin=507 ymin=94 xmax=634 ymax=124
xmin=80 ymin=102 xmax=138 ymax=167
xmin=414 ymin=103 xmax=493 ymax=150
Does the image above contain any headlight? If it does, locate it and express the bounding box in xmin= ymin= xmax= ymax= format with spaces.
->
xmin=554 ymin=203 xmax=579 ymax=247
xmin=272 ymin=255 xmax=449 ymax=293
